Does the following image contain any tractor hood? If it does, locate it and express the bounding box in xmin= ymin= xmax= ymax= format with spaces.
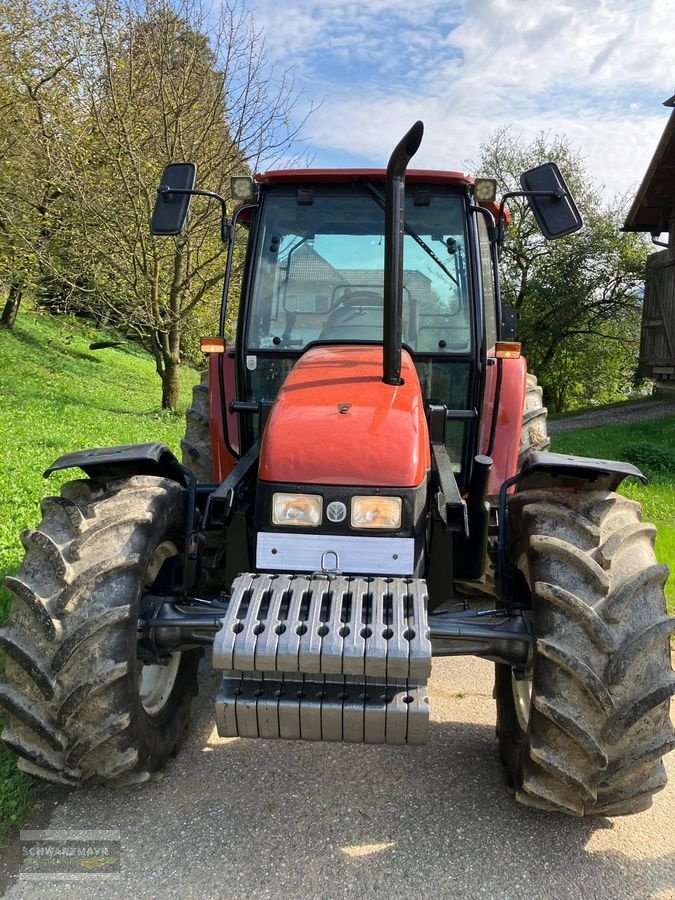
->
xmin=258 ymin=345 xmax=430 ymax=487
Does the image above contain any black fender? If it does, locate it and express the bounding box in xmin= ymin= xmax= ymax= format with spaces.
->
xmin=516 ymin=450 xmax=646 ymax=493
xmin=44 ymin=442 xmax=188 ymax=485
xmin=44 ymin=442 xmax=203 ymax=595
xmin=496 ymin=451 xmax=646 ymax=607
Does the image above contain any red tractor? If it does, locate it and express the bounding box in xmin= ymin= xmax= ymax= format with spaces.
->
xmin=2 ymin=122 xmax=673 ymax=815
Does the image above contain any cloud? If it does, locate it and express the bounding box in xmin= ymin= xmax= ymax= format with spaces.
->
xmin=245 ymin=0 xmax=673 ymax=199
xmin=303 ymin=90 xmax=667 ymax=199
xmin=445 ymin=0 xmax=672 ymax=97
xmin=250 ymin=0 xmax=463 ymax=85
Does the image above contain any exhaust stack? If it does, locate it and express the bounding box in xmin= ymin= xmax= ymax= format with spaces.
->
xmin=382 ymin=120 xmax=424 ymax=385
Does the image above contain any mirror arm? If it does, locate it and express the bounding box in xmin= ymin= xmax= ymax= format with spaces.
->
xmin=157 ymin=185 xmax=230 ymax=242
xmin=469 ymin=203 xmax=496 ymax=242
xmin=495 ymin=189 xmax=568 ymax=246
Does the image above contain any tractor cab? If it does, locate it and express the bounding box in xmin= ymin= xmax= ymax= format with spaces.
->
xmin=237 ymin=170 xmax=480 ymax=486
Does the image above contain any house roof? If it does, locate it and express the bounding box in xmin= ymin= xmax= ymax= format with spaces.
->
xmin=287 ymin=243 xmax=342 ymax=282
xmin=624 ymin=102 xmax=675 ymax=233
xmin=286 ymin=246 xmax=434 ymax=299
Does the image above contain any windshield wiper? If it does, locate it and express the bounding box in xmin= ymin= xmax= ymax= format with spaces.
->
xmin=363 ymin=181 xmax=459 ymax=286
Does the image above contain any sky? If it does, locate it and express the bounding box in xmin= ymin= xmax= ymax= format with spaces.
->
xmin=246 ymin=0 xmax=673 ymax=205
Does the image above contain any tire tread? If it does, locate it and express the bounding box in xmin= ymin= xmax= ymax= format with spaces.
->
xmin=503 ymin=487 xmax=673 ymax=816
xmin=1 ymin=476 xmax=198 ymax=786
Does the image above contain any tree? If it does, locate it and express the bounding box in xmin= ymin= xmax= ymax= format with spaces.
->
xmin=473 ymin=129 xmax=651 ymax=411
xmin=0 ymin=0 xmax=79 ymax=328
xmin=52 ymin=0 xmax=310 ymax=409
xmin=0 ymin=0 xmax=309 ymax=406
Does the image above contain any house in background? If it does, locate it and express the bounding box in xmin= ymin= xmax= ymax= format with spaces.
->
xmin=282 ymin=242 xmax=451 ymax=350
xmin=624 ymin=96 xmax=675 ymax=393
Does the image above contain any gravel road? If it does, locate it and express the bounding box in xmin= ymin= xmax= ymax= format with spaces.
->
xmin=2 ymin=655 xmax=674 ymax=899
xmin=548 ymin=399 xmax=675 ymax=434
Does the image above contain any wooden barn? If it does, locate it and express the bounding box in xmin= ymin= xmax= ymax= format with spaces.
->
xmin=624 ymin=96 xmax=675 ymax=391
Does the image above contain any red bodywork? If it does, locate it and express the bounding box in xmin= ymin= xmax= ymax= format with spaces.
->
xmin=207 ymin=347 xmax=527 ymax=495
xmin=258 ymin=345 xmax=430 ymax=488
xmin=256 ymin=168 xmax=472 ymax=187
xmin=208 ymin=351 xmax=237 ymax=483
xmin=480 ymin=357 xmax=528 ymax=495
xmin=206 ymin=168 xmax=520 ymax=493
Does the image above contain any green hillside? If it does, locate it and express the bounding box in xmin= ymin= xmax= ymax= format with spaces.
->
xmin=551 ymin=418 xmax=675 ymax=613
xmin=0 ymin=312 xmax=199 ymax=834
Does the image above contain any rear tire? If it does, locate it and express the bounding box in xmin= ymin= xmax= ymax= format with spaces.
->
xmin=497 ymin=487 xmax=675 ymax=815
xmin=1 ymin=476 xmax=200 ymax=786
xmin=181 ymin=370 xmax=214 ymax=482
xmin=518 ymin=373 xmax=550 ymax=469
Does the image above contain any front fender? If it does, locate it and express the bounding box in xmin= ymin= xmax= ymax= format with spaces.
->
xmin=516 ymin=451 xmax=646 ymax=493
xmin=44 ymin=442 xmax=186 ymax=483
xmin=496 ymin=451 xmax=646 ymax=605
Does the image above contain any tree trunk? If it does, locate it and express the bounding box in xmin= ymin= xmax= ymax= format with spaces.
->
xmin=1 ymin=282 xmax=23 ymax=328
xmin=548 ymin=384 xmax=565 ymax=414
xmin=160 ymin=356 xmax=181 ymax=410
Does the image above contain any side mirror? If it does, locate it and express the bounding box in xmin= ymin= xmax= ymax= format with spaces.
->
xmin=519 ymin=162 xmax=582 ymax=240
xmin=150 ymin=163 xmax=197 ymax=236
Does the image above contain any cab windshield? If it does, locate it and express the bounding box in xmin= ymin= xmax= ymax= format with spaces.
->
xmin=246 ymin=186 xmax=471 ymax=354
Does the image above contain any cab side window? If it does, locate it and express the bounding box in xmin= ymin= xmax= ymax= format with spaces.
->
xmin=477 ymin=215 xmax=497 ymax=352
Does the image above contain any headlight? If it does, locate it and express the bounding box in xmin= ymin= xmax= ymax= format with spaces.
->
xmin=351 ymin=496 xmax=402 ymax=530
xmin=272 ymin=493 xmax=323 ymax=527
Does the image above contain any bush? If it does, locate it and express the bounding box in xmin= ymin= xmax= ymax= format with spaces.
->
xmin=621 ymin=441 xmax=675 ymax=476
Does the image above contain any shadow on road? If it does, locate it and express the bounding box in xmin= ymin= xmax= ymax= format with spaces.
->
xmin=2 ymin=662 xmax=674 ymax=899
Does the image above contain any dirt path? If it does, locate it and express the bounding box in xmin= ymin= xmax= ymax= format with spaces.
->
xmin=548 ymin=398 xmax=675 ymax=434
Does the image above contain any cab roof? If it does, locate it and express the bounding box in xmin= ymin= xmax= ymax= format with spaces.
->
xmin=243 ymin=168 xmax=505 ymax=222
xmin=254 ymin=168 xmax=473 ymax=187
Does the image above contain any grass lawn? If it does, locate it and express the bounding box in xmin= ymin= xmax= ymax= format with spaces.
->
xmin=551 ymin=416 xmax=675 ymax=615
xmin=0 ymin=311 xmax=198 ymax=837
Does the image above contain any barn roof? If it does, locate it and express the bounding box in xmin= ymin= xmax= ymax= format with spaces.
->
xmin=624 ymin=97 xmax=675 ymax=233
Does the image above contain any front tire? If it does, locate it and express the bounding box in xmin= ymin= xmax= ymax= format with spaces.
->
xmin=497 ymin=487 xmax=675 ymax=815
xmin=1 ymin=476 xmax=200 ymax=786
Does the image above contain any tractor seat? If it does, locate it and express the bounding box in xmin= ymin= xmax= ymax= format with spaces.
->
xmin=319 ymin=303 xmax=383 ymax=342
